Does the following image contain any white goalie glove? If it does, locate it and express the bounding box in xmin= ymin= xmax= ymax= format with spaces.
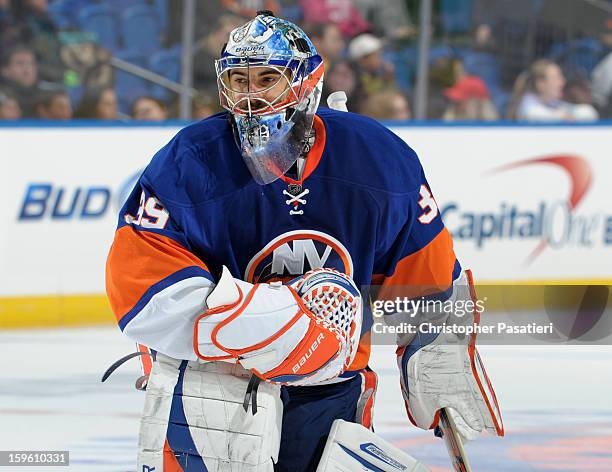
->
xmin=195 ymin=267 xmax=362 ymax=386
xmin=394 ymin=270 xmax=504 ymax=442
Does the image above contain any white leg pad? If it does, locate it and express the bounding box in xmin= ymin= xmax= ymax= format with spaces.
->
xmin=316 ymin=420 xmax=431 ymax=472
xmin=137 ymin=354 xmax=283 ymax=471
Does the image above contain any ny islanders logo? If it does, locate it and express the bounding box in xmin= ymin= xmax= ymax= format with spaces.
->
xmin=244 ymin=230 xmax=354 ymax=283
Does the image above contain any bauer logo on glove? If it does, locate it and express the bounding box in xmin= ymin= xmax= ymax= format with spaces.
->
xmin=194 ymin=267 xmax=362 ymax=386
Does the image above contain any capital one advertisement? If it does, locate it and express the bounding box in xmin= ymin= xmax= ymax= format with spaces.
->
xmin=393 ymin=126 xmax=612 ymax=283
xmin=1 ymin=124 xmax=610 ymax=307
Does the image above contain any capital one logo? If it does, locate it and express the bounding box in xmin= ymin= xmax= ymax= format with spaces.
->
xmin=489 ymin=155 xmax=594 ymax=262
xmin=244 ymin=230 xmax=354 ymax=283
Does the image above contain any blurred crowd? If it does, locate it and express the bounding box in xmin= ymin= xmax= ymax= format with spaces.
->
xmin=1 ymin=0 xmax=611 ymax=122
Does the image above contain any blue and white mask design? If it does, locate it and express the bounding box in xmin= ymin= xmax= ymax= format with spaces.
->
xmin=216 ymin=12 xmax=324 ymax=184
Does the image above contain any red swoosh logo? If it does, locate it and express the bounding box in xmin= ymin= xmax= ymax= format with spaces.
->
xmin=489 ymin=155 xmax=593 ymax=264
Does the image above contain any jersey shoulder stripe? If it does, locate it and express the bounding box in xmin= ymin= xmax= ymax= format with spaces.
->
xmin=374 ymin=228 xmax=460 ymax=300
xmin=106 ymin=225 xmax=212 ymax=326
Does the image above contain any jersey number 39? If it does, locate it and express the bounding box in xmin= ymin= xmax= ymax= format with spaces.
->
xmin=124 ymin=191 xmax=170 ymax=229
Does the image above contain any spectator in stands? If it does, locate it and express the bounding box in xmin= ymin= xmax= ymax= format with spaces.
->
xmin=592 ymin=18 xmax=612 ymax=118
xmin=304 ymin=23 xmax=345 ymax=70
xmin=348 ymin=34 xmax=395 ymax=103
xmin=0 ymin=89 xmax=21 ymax=119
xmin=508 ymin=59 xmax=598 ymax=121
xmin=0 ymin=45 xmax=37 ymax=89
xmin=352 ymin=0 xmax=415 ymax=41
xmin=61 ymin=41 xmax=114 ymax=92
xmin=322 ymin=60 xmax=359 ymax=111
xmin=35 ymin=89 xmax=72 ymax=120
xmin=592 ymin=53 xmax=612 ymax=118
xmin=0 ymin=44 xmax=44 ymax=116
xmin=11 ymin=0 xmax=64 ymax=83
xmin=192 ymin=93 xmax=220 ymax=120
xmin=301 ymin=0 xmax=369 ymax=38
xmin=427 ymin=56 xmax=463 ymax=119
xmin=131 ymin=96 xmax=168 ymax=121
xmin=74 ymin=86 xmax=118 ymax=120
xmin=360 ymin=89 xmax=411 ymax=120
xmin=471 ymin=23 xmax=496 ymax=53
xmin=565 ymin=78 xmax=595 ymax=106
xmin=443 ymin=76 xmax=499 ymax=121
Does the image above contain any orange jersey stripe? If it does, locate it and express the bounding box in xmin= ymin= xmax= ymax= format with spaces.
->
xmin=374 ymin=227 xmax=456 ymax=301
xmin=347 ymin=331 xmax=371 ymax=371
xmin=163 ymin=439 xmax=184 ymax=471
xmin=106 ymin=226 xmax=209 ymax=321
xmin=279 ymin=114 xmax=326 ymax=185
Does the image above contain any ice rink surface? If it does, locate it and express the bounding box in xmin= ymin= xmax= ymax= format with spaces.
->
xmin=1 ymin=326 xmax=611 ymax=471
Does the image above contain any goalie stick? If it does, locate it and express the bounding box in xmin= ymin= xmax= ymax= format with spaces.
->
xmin=436 ymin=408 xmax=472 ymax=472
xmin=325 ymin=93 xmax=473 ymax=472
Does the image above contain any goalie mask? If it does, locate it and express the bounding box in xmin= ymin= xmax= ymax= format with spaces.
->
xmin=216 ymin=12 xmax=324 ymax=184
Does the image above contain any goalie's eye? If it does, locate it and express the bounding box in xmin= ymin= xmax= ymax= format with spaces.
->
xmin=229 ymin=73 xmax=248 ymax=89
xmin=227 ymin=70 xmax=247 ymax=89
xmin=260 ymin=73 xmax=281 ymax=84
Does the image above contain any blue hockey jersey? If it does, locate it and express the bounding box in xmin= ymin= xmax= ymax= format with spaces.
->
xmin=106 ymin=108 xmax=461 ymax=371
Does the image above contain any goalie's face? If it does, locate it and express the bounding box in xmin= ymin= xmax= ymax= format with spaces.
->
xmin=221 ymin=65 xmax=297 ymax=116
